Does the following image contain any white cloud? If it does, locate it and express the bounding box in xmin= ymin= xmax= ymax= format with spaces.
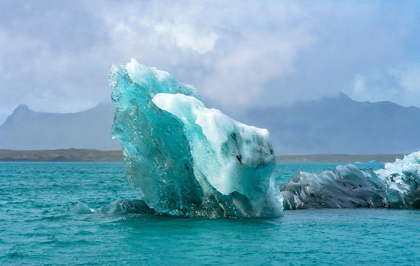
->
xmin=98 ymin=1 xmax=318 ymax=111
xmin=154 ymin=22 xmax=217 ymax=53
xmin=344 ymin=63 xmax=420 ymax=107
xmin=391 ymin=64 xmax=420 ymax=95
xmin=202 ymin=31 xmax=315 ymax=107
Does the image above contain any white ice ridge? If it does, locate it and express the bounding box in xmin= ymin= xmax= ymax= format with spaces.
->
xmin=109 ymin=59 xmax=283 ymax=218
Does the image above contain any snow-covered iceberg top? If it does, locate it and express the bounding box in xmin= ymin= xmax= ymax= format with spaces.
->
xmin=109 ymin=59 xmax=282 ymax=218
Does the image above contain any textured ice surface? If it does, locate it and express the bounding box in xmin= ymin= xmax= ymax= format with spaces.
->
xmin=376 ymin=151 xmax=420 ymax=208
xmin=152 ymin=94 xmax=277 ymax=201
xmin=109 ymin=59 xmax=282 ymax=218
xmin=281 ymin=165 xmax=387 ymax=210
xmin=281 ymin=151 xmax=420 ymax=209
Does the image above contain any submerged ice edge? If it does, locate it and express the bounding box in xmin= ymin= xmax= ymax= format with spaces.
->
xmin=68 ymin=200 xmax=155 ymax=215
xmin=109 ymin=59 xmax=283 ymax=218
xmin=281 ymin=151 xmax=420 ymax=210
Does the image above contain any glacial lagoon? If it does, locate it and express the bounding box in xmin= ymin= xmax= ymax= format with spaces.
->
xmin=1 ymin=162 xmax=420 ymax=265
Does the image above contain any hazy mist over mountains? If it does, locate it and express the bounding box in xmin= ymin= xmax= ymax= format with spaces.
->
xmin=244 ymin=93 xmax=420 ymax=154
xmin=0 ymin=103 xmax=120 ymax=150
xmin=1 ymin=94 xmax=418 ymax=155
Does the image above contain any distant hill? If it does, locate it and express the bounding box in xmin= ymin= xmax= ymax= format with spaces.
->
xmin=243 ymin=93 xmax=420 ymax=154
xmin=0 ymin=149 xmax=122 ymax=162
xmin=1 ymin=93 xmax=419 ymax=154
xmin=0 ymin=149 xmax=403 ymax=163
xmin=0 ymin=104 xmax=120 ymax=150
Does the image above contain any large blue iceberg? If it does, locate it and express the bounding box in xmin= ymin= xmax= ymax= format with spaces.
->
xmin=109 ymin=59 xmax=282 ymax=218
xmin=281 ymin=151 xmax=420 ymax=209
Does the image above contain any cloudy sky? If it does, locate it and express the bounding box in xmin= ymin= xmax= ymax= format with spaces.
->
xmin=1 ymin=0 xmax=420 ymax=124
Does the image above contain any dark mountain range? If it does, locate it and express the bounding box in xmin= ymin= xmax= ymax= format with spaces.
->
xmin=243 ymin=93 xmax=420 ymax=154
xmin=1 ymin=93 xmax=419 ymax=154
xmin=0 ymin=104 xmax=120 ymax=150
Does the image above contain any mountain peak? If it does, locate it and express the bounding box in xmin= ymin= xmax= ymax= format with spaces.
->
xmin=0 ymin=104 xmax=33 ymax=128
xmin=0 ymin=103 xmax=120 ymax=150
xmin=15 ymin=104 xmax=30 ymax=111
xmin=11 ymin=104 xmax=32 ymax=117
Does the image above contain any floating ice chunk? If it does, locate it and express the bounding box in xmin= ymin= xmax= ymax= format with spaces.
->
xmin=68 ymin=201 xmax=95 ymax=214
xmin=281 ymin=151 xmax=420 ymax=209
xmin=109 ymin=59 xmax=282 ymax=218
xmin=280 ymin=165 xmax=387 ymax=210
xmin=68 ymin=200 xmax=155 ymax=215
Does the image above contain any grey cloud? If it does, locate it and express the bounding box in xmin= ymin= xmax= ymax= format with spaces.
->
xmin=344 ymin=63 xmax=420 ymax=107
xmin=1 ymin=0 xmax=420 ymax=124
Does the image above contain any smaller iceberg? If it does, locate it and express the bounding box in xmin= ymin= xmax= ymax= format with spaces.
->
xmin=281 ymin=151 xmax=420 ymax=209
xmin=281 ymin=165 xmax=387 ymax=210
xmin=68 ymin=201 xmax=95 ymax=214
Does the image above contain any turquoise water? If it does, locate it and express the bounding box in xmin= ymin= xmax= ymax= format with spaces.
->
xmin=1 ymin=162 xmax=420 ymax=265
